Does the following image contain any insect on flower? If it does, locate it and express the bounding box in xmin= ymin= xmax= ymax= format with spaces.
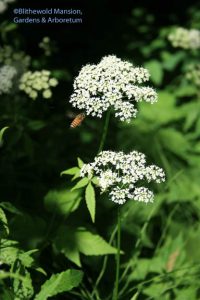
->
xmin=70 ymin=113 xmax=86 ymax=128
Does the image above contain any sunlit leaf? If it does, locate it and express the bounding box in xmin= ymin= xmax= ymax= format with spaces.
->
xmin=44 ymin=189 xmax=82 ymax=215
xmin=71 ymin=177 xmax=89 ymax=191
xmin=85 ymin=182 xmax=96 ymax=222
xmin=35 ymin=269 xmax=83 ymax=300
xmin=77 ymin=157 xmax=84 ymax=168
xmin=0 ymin=208 xmax=9 ymax=238
xmin=60 ymin=167 xmax=80 ymax=176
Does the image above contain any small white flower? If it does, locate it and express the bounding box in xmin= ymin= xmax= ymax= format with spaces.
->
xmin=43 ymin=89 xmax=52 ymax=99
xmin=80 ymin=150 xmax=165 ymax=205
xmin=168 ymin=27 xmax=200 ymax=50
xmin=19 ymin=70 xmax=58 ymax=100
xmin=110 ymin=187 xmax=130 ymax=204
xmin=69 ymin=55 xmax=157 ymax=122
xmin=0 ymin=65 xmax=17 ymax=95
xmin=133 ymin=187 xmax=154 ymax=203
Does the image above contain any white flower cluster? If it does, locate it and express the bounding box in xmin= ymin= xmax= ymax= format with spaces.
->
xmin=19 ymin=70 xmax=58 ymax=100
xmin=0 ymin=0 xmax=15 ymax=14
xmin=0 ymin=65 xmax=17 ymax=95
xmin=80 ymin=151 xmax=165 ymax=205
xmin=185 ymin=64 xmax=200 ymax=86
xmin=0 ymin=45 xmax=30 ymax=74
xmin=69 ymin=55 xmax=157 ymax=122
xmin=168 ymin=27 xmax=200 ymax=50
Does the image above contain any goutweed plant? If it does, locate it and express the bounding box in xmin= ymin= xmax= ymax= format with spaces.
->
xmin=62 ymin=55 xmax=165 ymax=300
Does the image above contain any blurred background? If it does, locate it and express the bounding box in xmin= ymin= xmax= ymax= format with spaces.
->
xmin=1 ymin=0 xmax=200 ymax=299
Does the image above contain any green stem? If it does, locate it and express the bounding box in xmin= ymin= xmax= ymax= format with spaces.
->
xmin=112 ymin=207 xmax=121 ymax=300
xmin=98 ymin=110 xmax=111 ymax=153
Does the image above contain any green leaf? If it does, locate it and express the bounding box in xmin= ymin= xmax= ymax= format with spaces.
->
xmin=175 ymin=84 xmax=197 ymax=97
xmin=139 ymin=92 xmax=181 ymax=126
xmin=130 ymin=292 xmax=139 ymax=300
xmin=143 ymin=282 xmax=167 ymax=298
xmin=158 ymin=128 xmax=190 ymax=158
xmin=161 ymin=51 xmax=186 ymax=71
xmin=19 ymin=249 xmax=38 ymax=268
xmin=0 ymin=126 xmax=9 ymax=145
xmin=60 ymin=167 xmax=80 ymax=176
xmin=0 ymin=208 xmax=9 ymax=238
xmin=175 ymin=287 xmax=198 ymax=300
xmin=35 ymin=269 xmax=83 ymax=300
xmin=77 ymin=157 xmax=84 ymax=168
xmin=13 ymin=264 xmax=34 ymax=300
xmin=71 ymin=177 xmax=89 ymax=191
xmin=85 ymin=183 xmax=96 ymax=222
xmin=180 ymin=102 xmax=200 ymax=131
xmin=53 ymin=226 xmax=81 ymax=267
xmin=44 ymin=189 xmax=82 ymax=215
xmin=0 ymin=202 xmax=22 ymax=215
xmin=53 ymin=226 xmax=119 ymax=267
xmin=145 ymin=60 xmax=163 ymax=85
xmin=27 ymin=120 xmax=46 ymax=131
xmin=92 ymin=177 xmax=99 ymax=185
xmin=76 ymin=228 xmax=119 ymax=255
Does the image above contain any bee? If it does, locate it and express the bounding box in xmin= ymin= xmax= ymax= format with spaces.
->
xmin=70 ymin=113 xmax=86 ymax=128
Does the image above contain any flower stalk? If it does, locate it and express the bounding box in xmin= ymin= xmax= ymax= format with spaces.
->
xmin=112 ymin=206 xmax=121 ymax=300
xmin=98 ymin=109 xmax=111 ymax=153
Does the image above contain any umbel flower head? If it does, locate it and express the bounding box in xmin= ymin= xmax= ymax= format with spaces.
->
xmin=19 ymin=70 xmax=58 ymax=100
xmin=185 ymin=63 xmax=200 ymax=87
xmin=69 ymin=55 xmax=157 ymax=122
xmin=0 ymin=45 xmax=30 ymax=73
xmin=80 ymin=150 xmax=165 ymax=205
xmin=0 ymin=65 xmax=17 ymax=95
xmin=168 ymin=27 xmax=200 ymax=50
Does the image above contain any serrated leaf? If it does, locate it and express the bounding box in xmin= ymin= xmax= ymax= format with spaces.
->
xmin=71 ymin=177 xmax=89 ymax=191
xmin=35 ymin=269 xmax=83 ymax=300
xmin=0 ymin=207 xmax=9 ymax=238
xmin=44 ymin=189 xmax=82 ymax=215
xmin=53 ymin=226 xmax=81 ymax=267
xmin=76 ymin=228 xmax=119 ymax=255
xmin=0 ymin=246 xmax=19 ymax=266
xmin=77 ymin=157 xmax=84 ymax=168
xmin=71 ymin=172 xmax=81 ymax=181
xmin=53 ymin=226 xmax=119 ymax=267
xmin=60 ymin=167 xmax=80 ymax=176
xmin=0 ymin=126 xmax=9 ymax=145
xmin=13 ymin=264 xmax=34 ymax=300
xmin=19 ymin=249 xmax=38 ymax=268
xmin=85 ymin=183 xmax=96 ymax=222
